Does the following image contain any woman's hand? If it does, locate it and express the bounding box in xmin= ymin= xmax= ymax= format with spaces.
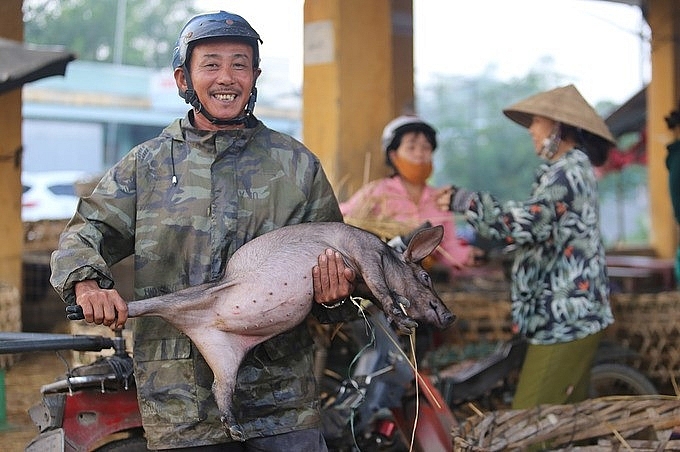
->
xmin=467 ymin=246 xmax=489 ymax=266
xmin=438 ymin=184 xmax=474 ymax=213
xmin=435 ymin=185 xmax=456 ymax=211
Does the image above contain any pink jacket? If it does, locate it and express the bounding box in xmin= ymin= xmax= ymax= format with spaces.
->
xmin=340 ymin=176 xmax=471 ymax=272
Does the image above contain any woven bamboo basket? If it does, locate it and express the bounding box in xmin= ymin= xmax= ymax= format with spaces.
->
xmin=452 ymin=395 xmax=680 ymax=451
xmin=0 ymin=283 xmax=21 ymax=369
xmin=438 ymin=291 xmax=513 ymax=345
xmin=607 ymin=291 xmax=680 ymax=386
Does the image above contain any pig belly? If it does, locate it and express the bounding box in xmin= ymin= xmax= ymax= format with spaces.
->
xmin=210 ymin=272 xmax=314 ymax=338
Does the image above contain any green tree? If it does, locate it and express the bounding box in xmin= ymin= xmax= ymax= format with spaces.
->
xmin=23 ymin=0 xmax=198 ymax=68
xmin=418 ymin=68 xmax=562 ymax=202
xmin=416 ymin=66 xmax=649 ymax=245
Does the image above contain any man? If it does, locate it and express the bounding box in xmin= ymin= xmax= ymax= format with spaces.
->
xmin=50 ymin=11 xmax=354 ymax=451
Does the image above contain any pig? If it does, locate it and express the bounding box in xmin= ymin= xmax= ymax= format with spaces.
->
xmin=115 ymin=222 xmax=454 ymax=440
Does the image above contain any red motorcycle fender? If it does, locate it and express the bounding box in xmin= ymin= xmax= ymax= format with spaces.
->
xmin=62 ymin=389 xmax=142 ymax=451
xmin=392 ymin=372 xmax=457 ymax=452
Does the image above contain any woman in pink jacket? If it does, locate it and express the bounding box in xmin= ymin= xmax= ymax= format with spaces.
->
xmin=341 ymin=115 xmax=478 ymax=279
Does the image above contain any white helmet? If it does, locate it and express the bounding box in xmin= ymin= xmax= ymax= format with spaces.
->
xmin=381 ymin=115 xmax=437 ymax=154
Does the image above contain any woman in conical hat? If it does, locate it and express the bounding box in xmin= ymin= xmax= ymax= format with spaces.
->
xmin=437 ymin=84 xmax=615 ymax=411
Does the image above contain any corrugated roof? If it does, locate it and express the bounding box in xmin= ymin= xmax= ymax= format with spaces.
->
xmin=605 ymin=86 xmax=646 ymax=138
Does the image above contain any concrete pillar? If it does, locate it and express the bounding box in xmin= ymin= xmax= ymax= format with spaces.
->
xmin=302 ymin=0 xmax=414 ymax=201
xmin=0 ymin=0 xmax=24 ymax=294
xmin=647 ymin=0 xmax=680 ymax=258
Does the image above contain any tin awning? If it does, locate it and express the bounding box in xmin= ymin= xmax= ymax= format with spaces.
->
xmin=0 ymin=37 xmax=76 ymax=95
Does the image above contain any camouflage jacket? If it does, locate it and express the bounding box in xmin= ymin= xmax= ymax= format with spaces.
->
xmin=50 ymin=113 xmax=348 ymax=449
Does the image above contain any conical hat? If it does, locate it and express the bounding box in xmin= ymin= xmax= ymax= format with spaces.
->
xmin=502 ymin=84 xmax=616 ymax=145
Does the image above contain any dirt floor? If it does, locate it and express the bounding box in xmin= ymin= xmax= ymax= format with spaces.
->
xmin=1 ymin=265 xmax=89 ymax=452
xmin=1 ymin=349 xmax=68 ymax=452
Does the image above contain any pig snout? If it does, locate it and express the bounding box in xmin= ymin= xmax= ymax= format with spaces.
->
xmin=410 ymin=297 xmax=455 ymax=330
xmin=433 ymin=300 xmax=455 ymax=329
xmin=398 ymin=294 xmax=455 ymax=331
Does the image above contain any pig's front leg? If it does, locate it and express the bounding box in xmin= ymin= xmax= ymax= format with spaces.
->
xmin=358 ymin=269 xmax=417 ymax=335
xmin=385 ymin=291 xmax=418 ymax=335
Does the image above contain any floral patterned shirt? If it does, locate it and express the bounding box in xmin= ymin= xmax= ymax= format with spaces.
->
xmin=461 ymin=148 xmax=613 ymax=344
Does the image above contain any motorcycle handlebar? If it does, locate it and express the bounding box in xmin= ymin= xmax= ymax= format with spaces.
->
xmin=0 ymin=332 xmax=115 ymax=354
xmin=66 ymin=304 xmax=85 ymax=320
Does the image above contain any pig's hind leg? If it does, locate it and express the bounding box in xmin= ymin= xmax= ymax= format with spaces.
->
xmin=185 ymin=329 xmax=253 ymax=441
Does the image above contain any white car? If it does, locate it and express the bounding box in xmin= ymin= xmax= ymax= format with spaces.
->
xmin=21 ymin=171 xmax=90 ymax=222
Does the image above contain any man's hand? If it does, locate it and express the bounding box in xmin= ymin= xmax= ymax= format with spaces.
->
xmin=312 ymin=248 xmax=356 ymax=306
xmin=74 ymin=280 xmax=128 ymax=330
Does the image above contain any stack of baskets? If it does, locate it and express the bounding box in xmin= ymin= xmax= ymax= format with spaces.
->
xmin=0 ymin=283 xmax=21 ymax=368
xmin=438 ymin=291 xmax=513 ymax=346
xmin=608 ymin=291 xmax=680 ymax=388
xmin=434 ymin=290 xmax=680 ymax=387
xmin=452 ymin=395 xmax=680 ymax=451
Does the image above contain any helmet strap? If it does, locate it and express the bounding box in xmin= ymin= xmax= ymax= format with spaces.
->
xmin=181 ymin=66 xmax=257 ymax=127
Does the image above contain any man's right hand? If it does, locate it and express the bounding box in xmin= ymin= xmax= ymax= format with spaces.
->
xmin=74 ymin=280 xmax=128 ymax=330
xmin=312 ymin=249 xmax=356 ymax=306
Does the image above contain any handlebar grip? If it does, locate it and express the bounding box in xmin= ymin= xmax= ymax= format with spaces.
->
xmin=66 ymin=304 xmax=85 ymax=321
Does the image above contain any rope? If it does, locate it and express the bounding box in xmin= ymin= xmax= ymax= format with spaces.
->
xmin=347 ymin=296 xmax=374 ymax=451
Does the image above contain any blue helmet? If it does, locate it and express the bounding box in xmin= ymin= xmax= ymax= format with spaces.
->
xmin=172 ymin=11 xmax=263 ymax=126
xmin=172 ymin=11 xmax=262 ymax=71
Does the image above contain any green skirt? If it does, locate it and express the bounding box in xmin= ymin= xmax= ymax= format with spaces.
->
xmin=675 ymin=247 xmax=680 ymax=287
xmin=512 ymin=331 xmax=604 ymax=410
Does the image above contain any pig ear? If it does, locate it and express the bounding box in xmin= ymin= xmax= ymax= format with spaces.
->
xmin=403 ymin=225 xmax=444 ymax=263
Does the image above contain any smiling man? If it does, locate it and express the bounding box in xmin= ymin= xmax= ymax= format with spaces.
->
xmin=50 ymin=11 xmax=356 ymax=451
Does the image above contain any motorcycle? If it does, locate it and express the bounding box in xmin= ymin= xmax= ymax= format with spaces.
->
xmin=0 ymin=303 xmax=457 ymax=452
xmin=429 ymin=334 xmax=658 ymax=420
xmin=0 ymin=331 xmax=145 ymax=452
xmin=317 ymin=302 xmax=456 ymax=452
